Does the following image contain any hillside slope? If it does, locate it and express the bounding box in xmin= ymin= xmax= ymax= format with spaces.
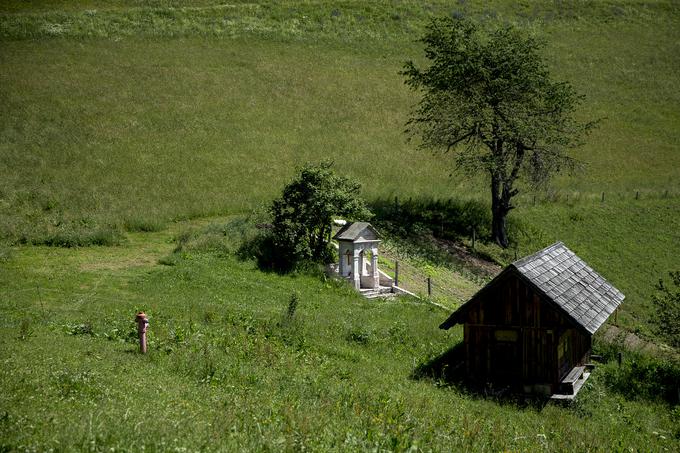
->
xmin=0 ymin=1 xmax=678 ymax=359
xmin=1 ymin=225 xmax=678 ymax=451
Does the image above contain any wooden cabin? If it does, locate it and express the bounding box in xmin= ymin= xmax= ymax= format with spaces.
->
xmin=440 ymin=242 xmax=624 ymax=398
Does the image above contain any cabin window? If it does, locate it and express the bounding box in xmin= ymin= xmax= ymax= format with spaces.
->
xmin=494 ymin=329 xmax=518 ymax=342
xmin=345 ymin=250 xmax=352 ymax=266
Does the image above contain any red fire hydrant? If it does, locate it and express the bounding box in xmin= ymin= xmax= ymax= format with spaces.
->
xmin=135 ymin=312 xmax=149 ymax=354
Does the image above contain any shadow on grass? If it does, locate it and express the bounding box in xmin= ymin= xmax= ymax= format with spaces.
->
xmin=369 ymin=196 xmax=491 ymax=242
xmin=411 ymin=342 xmax=549 ymax=409
xmin=367 ymin=196 xmax=514 ymax=275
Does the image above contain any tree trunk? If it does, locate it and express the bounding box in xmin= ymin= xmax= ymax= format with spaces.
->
xmin=491 ymin=203 xmax=509 ymax=248
xmin=312 ymin=225 xmax=326 ymax=260
xmin=488 ymin=141 xmax=524 ymax=249
xmin=490 ymin=173 xmax=511 ymax=249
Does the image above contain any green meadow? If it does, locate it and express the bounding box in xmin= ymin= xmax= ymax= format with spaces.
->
xmin=1 ymin=224 xmax=679 ymax=451
xmin=1 ymin=0 xmax=679 ymax=450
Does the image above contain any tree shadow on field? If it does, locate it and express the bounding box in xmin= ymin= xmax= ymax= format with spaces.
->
xmin=369 ymin=196 xmax=491 ymax=242
xmin=411 ymin=342 xmax=549 ymax=410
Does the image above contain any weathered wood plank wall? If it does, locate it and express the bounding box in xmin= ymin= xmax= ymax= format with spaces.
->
xmin=461 ymin=273 xmax=591 ymax=389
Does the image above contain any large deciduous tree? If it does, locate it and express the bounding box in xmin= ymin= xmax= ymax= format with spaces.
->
xmin=402 ymin=17 xmax=596 ymax=248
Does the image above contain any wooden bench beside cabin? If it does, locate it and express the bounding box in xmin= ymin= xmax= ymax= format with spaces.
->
xmin=559 ymin=365 xmax=585 ymax=395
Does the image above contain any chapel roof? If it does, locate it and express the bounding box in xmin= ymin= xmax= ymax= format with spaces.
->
xmin=332 ymin=222 xmax=380 ymax=242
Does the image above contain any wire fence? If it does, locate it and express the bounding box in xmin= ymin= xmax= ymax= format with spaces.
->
xmin=515 ymin=188 xmax=678 ymax=206
xmin=379 ymin=257 xmax=469 ymax=308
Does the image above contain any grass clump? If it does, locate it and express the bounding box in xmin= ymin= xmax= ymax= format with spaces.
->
xmin=37 ymin=225 xmax=124 ymax=247
xmin=602 ymin=355 xmax=680 ymax=405
xmin=284 ymin=291 xmax=299 ymax=321
xmin=160 ymin=217 xmax=260 ymax=265
xmin=17 ymin=319 xmax=34 ymax=341
xmin=345 ymin=327 xmax=372 ymax=345
xmin=277 ymin=292 xmax=306 ymax=349
xmin=8 ymin=218 xmax=125 ymax=248
xmin=0 ymin=245 xmax=11 ymax=263
xmin=123 ymin=216 xmax=166 ymax=233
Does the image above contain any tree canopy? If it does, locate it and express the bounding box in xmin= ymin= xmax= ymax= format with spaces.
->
xmin=267 ymin=162 xmax=371 ymax=271
xmin=403 ymin=17 xmax=596 ymax=247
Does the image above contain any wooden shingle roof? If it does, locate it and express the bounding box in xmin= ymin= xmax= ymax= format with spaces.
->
xmin=513 ymin=242 xmax=624 ymax=333
xmin=332 ymin=222 xmax=380 ymax=242
xmin=441 ymin=242 xmax=624 ymax=334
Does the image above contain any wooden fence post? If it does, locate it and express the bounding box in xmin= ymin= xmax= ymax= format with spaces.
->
xmin=394 ymin=261 xmax=399 ymax=287
xmin=472 ymin=227 xmax=476 ymax=251
xmin=427 ymin=277 xmax=432 ymax=297
xmin=601 ymin=192 xmax=605 ymax=202
xmin=635 ymin=191 xmax=639 ymax=200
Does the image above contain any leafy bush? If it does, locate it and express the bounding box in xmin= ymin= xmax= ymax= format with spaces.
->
xmin=600 ymin=354 xmax=680 ymax=405
xmin=63 ymin=323 xmax=95 ymax=337
xmin=651 ymin=271 xmax=680 ymax=348
xmin=346 ymin=327 xmax=372 ymax=345
xmin=250 ymin=162 xmax=371 ymax=272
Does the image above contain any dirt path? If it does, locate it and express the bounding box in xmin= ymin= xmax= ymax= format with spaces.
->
xmin=600 ymin=324 xmax=678 ymax=357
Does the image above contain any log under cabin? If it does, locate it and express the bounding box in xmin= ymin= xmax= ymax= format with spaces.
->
xmin=440 ymin=242 xmax=624 ymax=398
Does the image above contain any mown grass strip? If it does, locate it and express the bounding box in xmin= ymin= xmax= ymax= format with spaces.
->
xmin=2 ymin=1 xmax=678 ymax=42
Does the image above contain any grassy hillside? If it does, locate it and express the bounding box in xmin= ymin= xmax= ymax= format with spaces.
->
xmin=1 ymin=2 xmax=679 ymax=449
xmin=1 ymin=227 xmax=678 ymax=451
xmin=1 ymin=2 xmax=679 ymax=317
xmin=1 ymin=2 xmax=678 ymax=236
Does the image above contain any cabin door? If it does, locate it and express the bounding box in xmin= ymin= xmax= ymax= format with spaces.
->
xmin=522 ymin=329 xmax=553 ymax=383
xmin=491 ymin=329 xmax=521 ymax=382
